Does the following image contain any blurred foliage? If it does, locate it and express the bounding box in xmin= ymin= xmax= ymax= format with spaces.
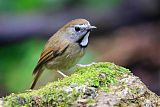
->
xmin=0 ymin=0 xmax=68 ymax=12
xmin=0 ymin=39 xmax=45 ymax=92
xmin=0 ymin=0 xmax=121 ymax=12
xmin=81 ymin=0 xmax=122 ymax=9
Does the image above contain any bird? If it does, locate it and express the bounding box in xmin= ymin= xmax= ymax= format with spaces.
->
xmin=30 ymin=19 xmax=96 ymax=89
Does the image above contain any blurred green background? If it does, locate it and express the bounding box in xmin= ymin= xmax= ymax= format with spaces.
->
xmin=0 ymin=0 xmax=160 ymax=96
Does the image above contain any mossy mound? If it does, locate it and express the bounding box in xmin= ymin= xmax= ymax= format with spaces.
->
xmin=2 ymin=62 xmax=159 ymax=107
xmin=3 ymin=62 xmax=129 ymax=106
xmin=0 ymin=62 xmax=160 ymax=107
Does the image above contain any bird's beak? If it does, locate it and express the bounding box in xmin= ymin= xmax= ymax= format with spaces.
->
xmin=87 ymin=25 xmax=96 ymax=31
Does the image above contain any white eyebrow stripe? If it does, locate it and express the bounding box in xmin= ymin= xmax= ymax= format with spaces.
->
xmin=75 ymin=24 xmax=90 ymax=28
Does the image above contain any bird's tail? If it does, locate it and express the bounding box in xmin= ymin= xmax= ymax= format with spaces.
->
xmin=30 ymin=69 xmax=43 ymax=89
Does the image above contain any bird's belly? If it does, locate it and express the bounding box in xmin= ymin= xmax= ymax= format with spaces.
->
xmin=45 ymin=45 xmax=85 ymax=70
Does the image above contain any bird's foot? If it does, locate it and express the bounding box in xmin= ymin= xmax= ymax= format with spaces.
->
xmin=76 ymin=62 xmax=96 ymax=67
xmin=57 ymin=70 xmax=68 ymax=77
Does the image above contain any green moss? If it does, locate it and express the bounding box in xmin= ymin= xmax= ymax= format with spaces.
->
xmin=3 ymin=62 xmax=130 ymax=106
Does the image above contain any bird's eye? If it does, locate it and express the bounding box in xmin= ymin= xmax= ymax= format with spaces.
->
xmin=75 ymin=27 xmax=81 ymax=32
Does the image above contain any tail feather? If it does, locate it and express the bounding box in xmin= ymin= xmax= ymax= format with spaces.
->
xmin=30 ymin=69 xmax=43 ymax=89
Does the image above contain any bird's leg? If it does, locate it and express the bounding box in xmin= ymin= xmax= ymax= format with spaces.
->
xmin=76 ymin=62 xmax=96 ymax=67
xmin=56 ymin=70 xmax=68 ymax=77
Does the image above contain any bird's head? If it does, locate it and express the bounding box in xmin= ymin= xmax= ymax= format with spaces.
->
xmin=60 ymin=19 xmax=96 ymax=47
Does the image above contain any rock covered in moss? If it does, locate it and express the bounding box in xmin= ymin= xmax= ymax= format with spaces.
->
xmin=2 ymin=62 xmax=160 ymax=107
xmin=95 ymin=74 xmax=159 ymax=107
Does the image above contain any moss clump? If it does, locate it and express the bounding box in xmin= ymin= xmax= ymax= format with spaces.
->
xmin=3 ymin=62 xmax=130 ymax=106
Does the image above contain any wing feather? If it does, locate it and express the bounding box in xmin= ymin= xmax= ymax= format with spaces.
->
xmin=30 ymin=41 xmax=69 ymax=89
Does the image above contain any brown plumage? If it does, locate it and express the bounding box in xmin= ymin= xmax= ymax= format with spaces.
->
xmin=30 ymin=19 xmax=96 ymax=89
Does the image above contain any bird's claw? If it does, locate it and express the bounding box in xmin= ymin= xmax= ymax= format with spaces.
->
xmin=57 ymin=70 xmax=68 ymax=77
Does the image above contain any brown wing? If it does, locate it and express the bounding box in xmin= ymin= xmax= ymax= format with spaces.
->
xmin=33 ymin=41 xmax=69 ymax=74
xmin=30 ymin=42 xmax=69 ymax=89
xmin=32 ymin=47 xmax=57 ymax=75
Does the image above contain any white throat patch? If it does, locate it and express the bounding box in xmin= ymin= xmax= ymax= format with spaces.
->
xmin=80 ymin=32 xmax=90 ymax=47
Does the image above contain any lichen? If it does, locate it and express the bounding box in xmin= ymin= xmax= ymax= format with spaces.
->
xmin=3 ymin=62 xmax=130 ymax=107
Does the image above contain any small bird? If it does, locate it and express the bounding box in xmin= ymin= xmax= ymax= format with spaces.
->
xmin=30 ymin=19 xmax=96 ymax=89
